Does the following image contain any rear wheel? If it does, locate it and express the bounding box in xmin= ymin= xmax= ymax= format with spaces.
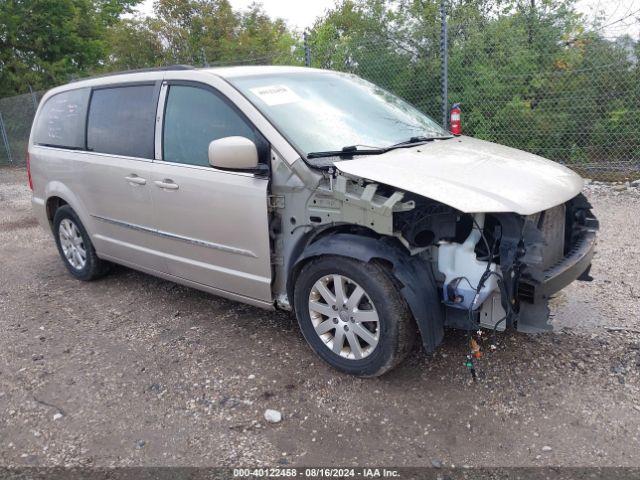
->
xmin=294 ymin=256 xmax=415 ymax=377
xmin=53 ymin=205 xmax=110 ymax=281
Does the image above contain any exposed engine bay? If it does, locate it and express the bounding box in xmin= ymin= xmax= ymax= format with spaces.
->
xmin=392 ymin=190 xmax=599 ymax=335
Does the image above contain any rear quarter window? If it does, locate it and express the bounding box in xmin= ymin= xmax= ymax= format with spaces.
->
xmin=87 ymin=84 xmax=157 ymax=159
xmin=32 ymin=88 xmax=90 ymax=149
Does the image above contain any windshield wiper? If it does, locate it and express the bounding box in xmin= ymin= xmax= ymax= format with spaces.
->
xmin=307 ymin=135 xmax=453 ymax=159
xmin=306 ymin=135 xmax=453 ymax=160
xmin=306 ymin=145 xmax=387 ymax=159
xmin=388 ymin=135 xmax=453 ymax=148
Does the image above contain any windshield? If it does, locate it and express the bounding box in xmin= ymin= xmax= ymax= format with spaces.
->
xmin=228 ymin=71 xmax=449 ymax=162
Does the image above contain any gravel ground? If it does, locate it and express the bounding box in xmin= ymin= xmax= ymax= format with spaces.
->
xmin=1 ymin=166 xmax=639 ymax=468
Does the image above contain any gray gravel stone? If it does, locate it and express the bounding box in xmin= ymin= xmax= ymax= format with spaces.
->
xmin=1 ymin=166 xmax=639 ymax=467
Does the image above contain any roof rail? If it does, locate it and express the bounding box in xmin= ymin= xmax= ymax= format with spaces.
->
xmin=70 ymin=65 xmax=195 ymax=83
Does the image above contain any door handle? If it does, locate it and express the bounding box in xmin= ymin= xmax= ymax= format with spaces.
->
xmin=154 ymin=179 xmax=179 ymax=190
xmin=125 ymin=175 xmax=146 ymax=185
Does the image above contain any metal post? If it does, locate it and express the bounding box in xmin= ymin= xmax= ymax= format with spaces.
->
xmin=303 ymin=30 xmax=311 ymax=67
xmin=201 ymin=48 xmax=209 ymax=68
xmin=0 ymin=112 xmax=14 ymax=164
xmin=440 ymin=0 xmax=448 ymax=129
xmin=28 ymin=84 xmax=38 ymax=112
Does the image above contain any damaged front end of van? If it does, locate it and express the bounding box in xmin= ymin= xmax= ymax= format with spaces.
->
xmin=391 ymin=191 xmax=598 ymax=338
xmin=280 ymin=135 xmax=599 ymax=354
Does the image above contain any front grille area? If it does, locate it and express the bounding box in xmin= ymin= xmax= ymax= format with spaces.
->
xmin=518 ymin=204 xmax=568 ymax=302
xmin=516 ymin=194 xmax=598 ymax=304
xmin=538 ymin=204 xmax=566 ymax=270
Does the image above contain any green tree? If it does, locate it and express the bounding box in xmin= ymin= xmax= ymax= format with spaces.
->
xmin=151 ymin=0 xmax=237 ymax=64
xmin=235 ymin=3 xmax=296 ymax=63
xmin=106 ymin=19 xmax=165 ymax=71
xmin=112 ymin=0 xmax=299 ymax=67
xmin=0 ymin=0 xmax=140 ymax=96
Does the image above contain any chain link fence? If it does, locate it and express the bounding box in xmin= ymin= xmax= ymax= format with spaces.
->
xmin=302 ymin=3 xmax=640 ymax=182
xmin=0 ymin=90 xmax=41 ymax=165
xmin=444 ymin=12 xmax=640 ymax=182
xmin=1 ymin=4 xmax=639 ymax=182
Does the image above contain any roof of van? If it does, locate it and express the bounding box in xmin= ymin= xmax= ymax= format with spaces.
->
xmin=72 ymin=65 xmax=327 ymax=84
xmin=44 ymin=65 xmax=334 ymax=98
xmin=202 ymin=65 xmax=326 ymax=78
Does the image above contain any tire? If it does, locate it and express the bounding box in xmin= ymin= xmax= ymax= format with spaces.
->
xmin=53 ymin=205 xmax=110 ymax=281
xmin=294 ymin=255 xmax=415 ymax=377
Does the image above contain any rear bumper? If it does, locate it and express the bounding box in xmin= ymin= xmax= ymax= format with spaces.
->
xmin=519 ymin=229 xmax=597 ymax=303
xmin=32 ymin=196 xmax=49 ymax=231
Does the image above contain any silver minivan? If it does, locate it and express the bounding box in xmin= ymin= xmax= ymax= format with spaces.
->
xmin=29 ymin=66 xmax=598 ymax=376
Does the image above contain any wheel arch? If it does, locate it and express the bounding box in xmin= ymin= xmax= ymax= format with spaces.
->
xmin=46 ymin=196 xmax=68 ymax=227
xmin=43 ymin=181 xmax=93 ymax=234
xmin=288 ymin=232 xmax=444 ymax=352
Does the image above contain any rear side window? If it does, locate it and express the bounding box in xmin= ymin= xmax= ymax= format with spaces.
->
xmin=87 ymin=84 xmax=157 ymax=159
xmin=163 ymin=85 xmax=260 ymax=167
xmin=33 ymin=88 xmax=90 ymax=149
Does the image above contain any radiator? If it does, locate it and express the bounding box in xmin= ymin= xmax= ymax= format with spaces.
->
xmin=538 ymin=204 xmax=566 ymax=270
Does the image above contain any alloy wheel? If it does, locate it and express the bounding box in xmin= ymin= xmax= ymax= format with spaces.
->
xmin=308 ymin=274 xmax=380 ymax=360
xmin=58 ymin=218 xmax=87 ymax=270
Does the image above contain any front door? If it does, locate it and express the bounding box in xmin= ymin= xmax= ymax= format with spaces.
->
xmin=150 ymin=82 xmax=272 ymax=302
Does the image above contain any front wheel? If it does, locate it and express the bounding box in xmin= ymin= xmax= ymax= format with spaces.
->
xmin=294 ymin=256 xmax=415 ymax=377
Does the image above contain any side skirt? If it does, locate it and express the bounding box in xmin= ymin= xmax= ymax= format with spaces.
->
xmin=98 ymin=253 xmax=275 ymax=311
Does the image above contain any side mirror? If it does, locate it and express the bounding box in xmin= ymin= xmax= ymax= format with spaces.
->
xmin=208 ymin=136 xmax=259 ymax=170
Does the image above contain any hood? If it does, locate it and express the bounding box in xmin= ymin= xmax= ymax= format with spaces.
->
xmin=334 ymin=136 xmax=583 ymax=215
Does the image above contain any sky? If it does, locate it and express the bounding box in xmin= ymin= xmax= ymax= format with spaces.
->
xmin=134 ymin=0 xmax=640 ymax=38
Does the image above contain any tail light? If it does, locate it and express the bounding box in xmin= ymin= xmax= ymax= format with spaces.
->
xmin=449 ymin=103 xmax=461 ymax=135
xmin=26 ymin=149 xmax=33 ymax=190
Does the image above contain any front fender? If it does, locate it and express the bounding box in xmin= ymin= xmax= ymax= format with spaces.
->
xmin=289 ymin=233 xmax=444 ymax=352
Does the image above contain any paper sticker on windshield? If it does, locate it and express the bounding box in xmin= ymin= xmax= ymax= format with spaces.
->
xmin=250 ymin=85 xmax=301 ymax=106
